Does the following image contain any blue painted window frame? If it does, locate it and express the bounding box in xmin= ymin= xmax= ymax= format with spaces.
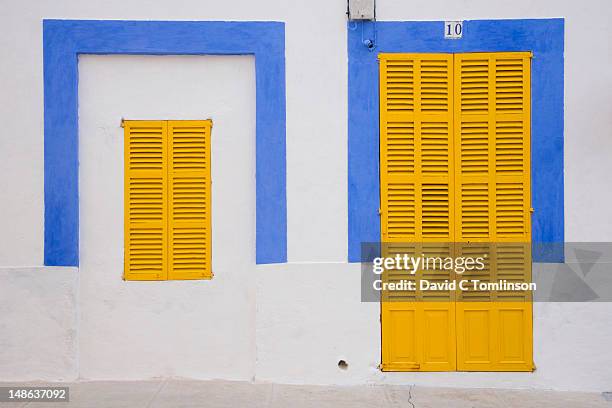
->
xmin=43 ymin=20 xmax=287 ymax=266
xmin=348 ymin=19 xmax=564 ymax=263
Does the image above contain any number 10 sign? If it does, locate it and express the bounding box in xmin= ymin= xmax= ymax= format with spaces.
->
xmin=445 ymin=21 xmax=463 ymax=39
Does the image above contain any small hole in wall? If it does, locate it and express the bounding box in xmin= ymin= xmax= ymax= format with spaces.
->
xmin=338 ymin=360 xmax=348 ymax=370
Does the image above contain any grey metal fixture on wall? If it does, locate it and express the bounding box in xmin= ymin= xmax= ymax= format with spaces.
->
xmin=348 ymin=0 xmax=375 ymax=20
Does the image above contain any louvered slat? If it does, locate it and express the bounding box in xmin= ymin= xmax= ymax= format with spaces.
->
xmin=461 ymin=183 xmax=489 ymax=237
xmin=380 ymin=54 xmax=454 ymax=243
xmin=124 ymin=121 xmax=168 ymax=280
xmin=168 ymin=121 xmax=212 ymax=280
xmin=382 ymin=243 xmax=418 ymax=302
xmin=386 ymin=183 xmax=416 ymax=238
xmin=420 ymin=243 xmax=453 ymax=300
xmin=385 ymin=61 xmax=415 ymax=112
xmin=496 ymin=121 xmax=524 ymax=174
xmin=496 ymin=182 xmax=525 ymax=236
xmin=422 ymin=184 xmax=450 ymax=238
xmin=421 ymin=59 xmax=450 ymax=112
xmin=460 ymin=59 xmax=489 ymax=114
xmin=496 ymin=243 xmax=530 ymax=301
xmin=421 ymin=122 xmax=450 ymax=176
xmin=495 ymin=59 xmax=524 ymax=113
xmin=386 ymin=122 xmax=415 ymax=175
xmin=460 ymin=122 xmax=489 ymax=174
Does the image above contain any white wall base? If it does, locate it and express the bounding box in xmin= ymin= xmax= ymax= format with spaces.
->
xmin=0 ymin=267 xmax=78 ymax=381
xmin=2 ymin=264 xmax=612 ymax=392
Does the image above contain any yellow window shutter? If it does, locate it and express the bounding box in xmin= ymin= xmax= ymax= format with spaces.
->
xmin=453 ymin=52 xmax=531 ymax=243
xmin=379 ymin=54 xmax=455 ymax=242
xmin=124 ymin=120 xmax=168 ymax=281
xmin=167 ymin=120 xmax=212 ymax=280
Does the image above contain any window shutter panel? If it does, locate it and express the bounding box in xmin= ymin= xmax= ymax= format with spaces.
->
xmin=380 ymin=54 xmax=455 ymax=243
xmin=167 ymin=120 xmax=212 ymax=280
xmin=454 ymin=53 xmax=531 ymax=243
xmin=124 ymin=121 xmax=168 ymax=280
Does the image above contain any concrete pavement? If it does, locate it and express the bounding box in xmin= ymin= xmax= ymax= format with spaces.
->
xmin=0 ymin=380 xmax=609 ymax=408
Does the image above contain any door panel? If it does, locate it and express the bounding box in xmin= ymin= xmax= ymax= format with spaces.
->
xmin=382 ymin=302 xmax=456 ymax=371
xmin=453 ymin=53 xmax=532 ymax=372
xmin=380 ymin=54 xmax=455 ymax=371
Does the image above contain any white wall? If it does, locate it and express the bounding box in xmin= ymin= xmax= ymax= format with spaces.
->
xmin=1 ymin=0 xmax=612 ymax=392
xmin=2 ymin=0 xmax=612 ymax=266
xmin=2 ymin=0 xmax=612 ymax=263
xmin=256 ymin=264 xmax=612 ymax=392
xmin=376 ymin=1 xmax=612 ymax=243
xmin=78 ymin=55 xmax=256 ymax=380
xmin=0 ymin=267 xmax=78 ymax=381
xmin=0 ymin=0 xmax=349 ymax=265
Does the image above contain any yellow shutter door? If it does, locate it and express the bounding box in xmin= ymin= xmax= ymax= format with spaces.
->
xmin=453 ymin=53 xmax=533 ymax=371
xmin=124 ymin=121 xmax=168 ymax=280
xmin=167 ymin=120 xmax=212 ymax=280
xmin=380 ymin=52 xmax=533 ymax=372
xmin=380 ymin=54 xmax=456 ymax=371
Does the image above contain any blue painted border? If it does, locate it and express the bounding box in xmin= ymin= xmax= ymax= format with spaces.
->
xmin=348 ymin=19 xmax=564 ymax=263
xmin=43 ymin=20 xmax=287 ymax=266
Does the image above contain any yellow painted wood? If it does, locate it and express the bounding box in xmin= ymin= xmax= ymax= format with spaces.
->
xmin=167 ymin=120 xmax=213 ymax=280
xmin=379 ymin=53 xmax=455 ymax=244
xmin=124 ymin=120 xmax=169 ymax=281
xmin=379 ymin=53 xmax=456 ymax=371
xmin=380 ymin=52 xmax=532 ymax=372
xmin=454 ymin=52 xmax=532 ymax=371
xmin=124 ymin=120 xmax=212 ymax=281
